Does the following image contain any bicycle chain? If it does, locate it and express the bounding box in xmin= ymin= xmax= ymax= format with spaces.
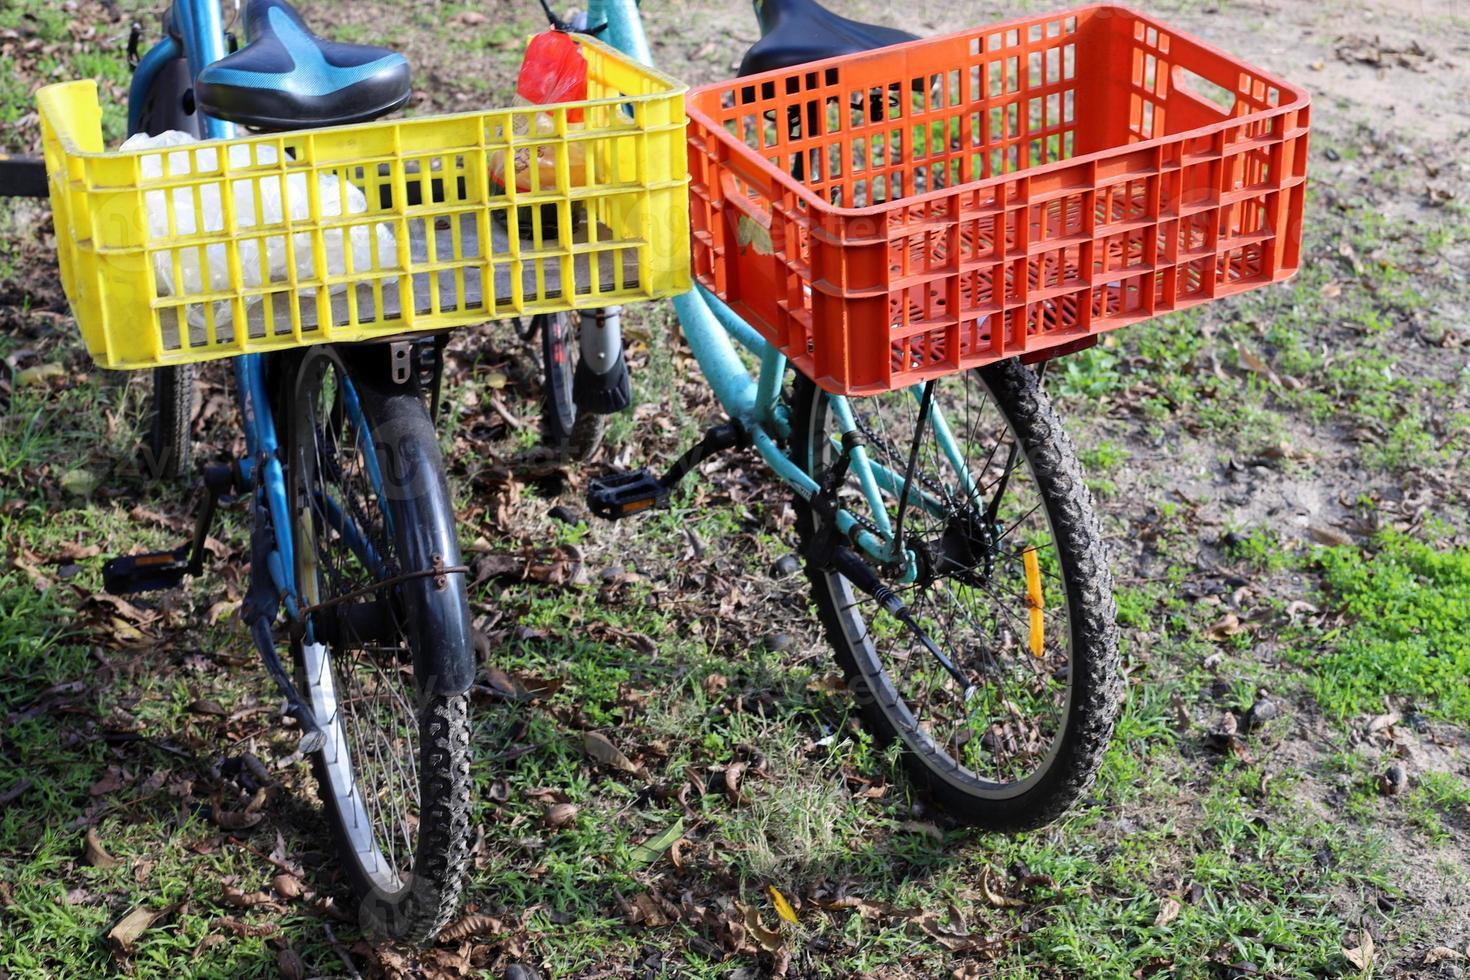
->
xmin=811 ymin=416 xmax=957 ymax=548
xmin=853 ymin=416 xmax=963 ymax=515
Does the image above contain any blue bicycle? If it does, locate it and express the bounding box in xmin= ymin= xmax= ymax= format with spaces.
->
xmin=120 ymin=0 xmax=482 ymax=941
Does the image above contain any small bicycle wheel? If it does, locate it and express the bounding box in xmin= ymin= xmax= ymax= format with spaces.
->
xmin=537 ymin=312 xmax=605 ymax=461
xmin=790 ymin=358 xmax=1121 ymax=830
xmin=282 ymin=345 xmax=473 ymax=942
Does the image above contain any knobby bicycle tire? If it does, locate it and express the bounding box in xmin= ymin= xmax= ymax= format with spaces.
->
xmin=281 ymin=345 xmax=473 ymax=942
xmin=789 ymin=357 xmax=1122 ymax=830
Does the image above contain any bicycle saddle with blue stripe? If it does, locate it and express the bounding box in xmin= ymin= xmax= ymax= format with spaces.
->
xmin=195 ymin=0 xmax=412 ymax=130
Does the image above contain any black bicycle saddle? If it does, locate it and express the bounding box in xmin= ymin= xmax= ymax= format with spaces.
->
xmin=195 ymin=0 xmax=412 ymax=130
xmin=739 ymin=0 xmax=918 ymax=76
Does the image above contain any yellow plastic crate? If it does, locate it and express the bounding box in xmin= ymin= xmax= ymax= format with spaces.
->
xmin=36 ymin=36 xmax=690 ymax=370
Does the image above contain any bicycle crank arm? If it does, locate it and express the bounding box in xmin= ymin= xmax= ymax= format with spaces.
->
xmin=587 ymin=419 xmax=748 ymax=519
xmin=102 ymin=462 xmax=241 ymax=595
xmin=829 ymin=545 xmax=977 ymax=699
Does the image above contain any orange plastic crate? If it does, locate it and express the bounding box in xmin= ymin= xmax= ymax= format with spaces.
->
xmin=686 ymin=4 xmax=1311 ymax=395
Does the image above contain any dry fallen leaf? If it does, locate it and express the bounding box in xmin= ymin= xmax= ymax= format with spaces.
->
xmin=89 ymin=768 xmax=129 ymax=797
xmin=1307 ymin=524 xmax=1353 ymax=547
xmin=722 ymin=761 xmax=748 ymax=805
xmin=107 ymin=905 xmax=165 ymax=955
xmin=221 ymin=885 xmax=283 ymax=912
xmin=626 ymin=892 xmax=667 ymax=927
xmin=544 ymin=802 xmax=579 ymax=829
xmin=213 ymin=915 xmax=279 ymax=938
xmin=83 ymin=827 xmax=122 ymax=869
xmin=272 ymin=873 xmax=302 ymax=899
xmin=276 ymin=947 xmax=305 ymax=980
xmin=979 ymin=866 xmax=1026 ymax=908
xmin=210 ymin=801 xmax=265 ymax=831
xmin=1205 ymin=613 xmax=1245 ymax=642
xmin=1366 ymin=711 xmax=1400 ymax=737
xmin=437 ymin=913 xmax=504 ymax=942
xmin=583 ymin=731 xmax=639 ymax=773
xmin=1342 ymin=928 xmax=1374 ymax=970
xmin=1154 ymin=896 xmax=1182 ymax=927
xmin=1424 ymin=946 xmax=1466 ymax=966
xmin=1235 ymin=342 xmax=1282 ymax=386
xmin=914 ymin=910 xmax=1001 ymax=954
xmin=742 ymin=903 xmax=784 ymax=952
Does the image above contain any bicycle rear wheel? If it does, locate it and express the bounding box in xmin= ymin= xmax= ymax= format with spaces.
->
xmin=537 ymin=312 xmax=606 ymax=461
xmin=282 ymin=345 xmax=473 ymax=942
xmin=132 ymin=54 xmax=201 ymax=482
xmin=790 ymin=358 xmax=1121 ymax=830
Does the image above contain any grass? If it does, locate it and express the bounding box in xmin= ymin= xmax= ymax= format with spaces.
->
xmin=1297 ymin=529 xmax=1470 ymax=724
xmin=3 ymin=0 xmax=1470 ymax=975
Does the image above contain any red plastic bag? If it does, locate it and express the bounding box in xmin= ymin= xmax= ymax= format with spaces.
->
xmin=517 ymin=30 xmax=588 ymax=122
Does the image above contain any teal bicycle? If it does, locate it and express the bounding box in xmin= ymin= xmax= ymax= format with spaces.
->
xmin=584 ymin=0 xmax=1123 ymax=834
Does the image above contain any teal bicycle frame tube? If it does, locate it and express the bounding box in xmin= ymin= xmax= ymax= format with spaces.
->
xmin=586 ymin=0 xmax=981 ymax=580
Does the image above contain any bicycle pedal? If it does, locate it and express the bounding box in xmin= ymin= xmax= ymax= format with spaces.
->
xmin=102 ymin=545 xmax=191 ymax=595
xmin=587 ymin=468 xmax=669 ymax=520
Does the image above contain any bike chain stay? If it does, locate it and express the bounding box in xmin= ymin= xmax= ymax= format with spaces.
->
xmin=889 ymin=378 xmax=936 ymax=561
xmin=829 ymin=545 xmax=976 ymax=699
xmin=808 ymin=430 xmax=882 ymax=559
xmin=855 ymin=415 xmax=954 ymax=511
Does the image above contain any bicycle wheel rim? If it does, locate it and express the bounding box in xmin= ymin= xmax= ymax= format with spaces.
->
xmin=801 ymin=369 xmax=1078 ymax=800
xmin=290 ymin=349 xmax=424 ymax=896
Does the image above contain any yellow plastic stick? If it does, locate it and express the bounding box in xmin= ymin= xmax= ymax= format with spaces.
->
xmin=1023 ymin=547 xmax=1044 ymax=657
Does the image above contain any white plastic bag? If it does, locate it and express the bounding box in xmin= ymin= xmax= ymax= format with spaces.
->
xmin=123 ymin=130 xmax=398 ymax=330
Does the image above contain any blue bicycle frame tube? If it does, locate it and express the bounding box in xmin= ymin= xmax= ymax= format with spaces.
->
xmin=587 ymin=0 xmax=939 ymax=577
xmin=163 ymin=0 xmax=299 ymax=609
xmin=126 ymin=36 xmax=183 ymax=136
xmin=340 ymin=377 xmax=394 ymax=536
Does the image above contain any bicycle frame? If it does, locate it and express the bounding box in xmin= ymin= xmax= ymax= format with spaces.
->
xmin=131 ymin=0 xmax=970 ymax=593
xmin=128 ymin=0 xmax=304 ymax=615
xmin=588 ymin=0 xmax=986 ymax=581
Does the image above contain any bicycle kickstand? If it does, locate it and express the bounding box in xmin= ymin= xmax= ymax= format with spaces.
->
xmin=240 ymin=459 xmax=325 ymax=755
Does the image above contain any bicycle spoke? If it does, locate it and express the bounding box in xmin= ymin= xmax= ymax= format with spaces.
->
xmin=814 ymin=368 xmax=1072 ymax=789
xmin=295 ymin=355 xmax=422 ymax=892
